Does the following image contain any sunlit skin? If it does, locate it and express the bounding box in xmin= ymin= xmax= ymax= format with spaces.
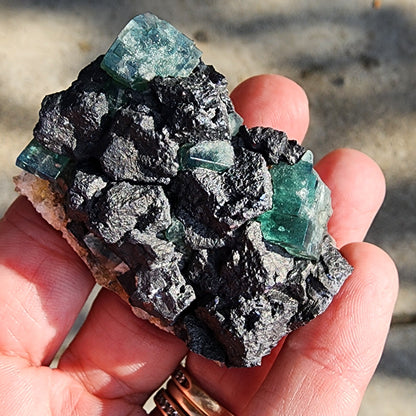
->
xmin=0 ymin=74 xmax=398 ymax=415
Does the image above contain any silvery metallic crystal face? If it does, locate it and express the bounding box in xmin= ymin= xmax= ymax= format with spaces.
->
xmin=15 ymin=13 xmax=352 ymax=367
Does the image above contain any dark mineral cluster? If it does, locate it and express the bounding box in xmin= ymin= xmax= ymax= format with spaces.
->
xmin=16 ymin=13 xmax=353 ymax=367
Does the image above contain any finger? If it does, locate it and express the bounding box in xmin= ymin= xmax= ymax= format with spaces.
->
xmin=0 ymin=354 xmax=137 ymax=416
xmin=0 ymin=197 xmax=95 ymax=365
xmin=315 ymin=148 xmax=386 ymax=247
xmin=246 ymin=242 xmax=398 ymax=416
xmin=186 ymin=340 xmax=284 ymax=414
xmin=58 ymin=287 xmax=187 ymax=405
xmin=231 ymin=74 xmax=310 ymax=142
xmin=186 ymin=74 xmax=310 ymax=413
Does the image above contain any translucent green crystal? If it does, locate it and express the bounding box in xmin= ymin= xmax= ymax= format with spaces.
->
xmin=228 ymin=111 xmax=244 ymax=136
xmin=178 ymin=140 xmax=234 ymax=172
xmin=104 ymin=82 xmax=128 ymax=114
xmin=16 ymin=139 xmax=71 ymax=181
xmin=257 ymin=151 xmax=332 ymax=259
xmin=164 ymin=216 xmax=186 ymax=243
xmin=101 ymin=13 xmax=202 ymax=89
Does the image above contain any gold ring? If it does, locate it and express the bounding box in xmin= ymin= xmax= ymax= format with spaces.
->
xmin=149 ymin=365 xmax=235 ymax=416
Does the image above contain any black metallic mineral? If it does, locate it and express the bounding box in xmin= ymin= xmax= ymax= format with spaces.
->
xmin=29 ymin=57 xmax=352 ymax=367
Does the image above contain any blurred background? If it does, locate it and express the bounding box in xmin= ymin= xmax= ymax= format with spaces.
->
xmin=0 ymin=0 xmax=415 ymax=414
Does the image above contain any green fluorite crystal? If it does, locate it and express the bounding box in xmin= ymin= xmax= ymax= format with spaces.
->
xmin=257 ymin=151 xmax=332 ymax=260
xmin=164 ymin=216 xmax=186 ymax=243
xmin=16 ymin=139 xmax=71 ymax=181
xmin=228 ymin=111 xmax=244 ymax=136
xmin=101 ymin=13 xmax=202 ymax=89
xmin=178 ymin=140 xmax=234 ymax=172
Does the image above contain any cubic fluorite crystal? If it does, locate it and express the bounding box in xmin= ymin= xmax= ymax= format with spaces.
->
xmin=101 ymin=13 xmax=202 ymax=89
xmin=178 ymin=141 xmax=235 ymax=172
xmin=14 ymin=13 xmax=352 ymax=367
xmin=16 ymin=139 xmax=71 ymax=180
xmin=257 ymin=150 xmax=332 ymax=259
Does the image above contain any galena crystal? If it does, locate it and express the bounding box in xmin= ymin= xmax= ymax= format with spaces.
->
xmin=14 ymin=13 xmax=352 ymax=367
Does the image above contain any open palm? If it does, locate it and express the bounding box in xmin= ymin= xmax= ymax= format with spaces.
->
xmin=0 ymin=74 xmax=398 ymax=415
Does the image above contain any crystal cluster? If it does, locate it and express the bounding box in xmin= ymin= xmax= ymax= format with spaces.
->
xmin=15 ymin=13 xmax=352 ymax=367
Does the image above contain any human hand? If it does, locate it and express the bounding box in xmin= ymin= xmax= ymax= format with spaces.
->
xmin=0 ymin=74 xmax=398 ymax=415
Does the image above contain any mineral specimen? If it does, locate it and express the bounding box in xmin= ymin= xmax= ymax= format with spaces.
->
xmin=14 ymin=13 xmax=353 ymax=367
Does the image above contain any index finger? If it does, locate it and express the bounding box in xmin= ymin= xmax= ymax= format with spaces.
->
xmin=231 ymin=74 xmax=310 ymax=141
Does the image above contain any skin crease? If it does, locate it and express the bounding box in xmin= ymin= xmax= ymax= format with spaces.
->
xmin=0 ymin=74 xmax=398 ymax=416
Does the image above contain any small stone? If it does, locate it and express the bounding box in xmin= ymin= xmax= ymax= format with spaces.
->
xmin=101 ymin=13 xmax=202 ymax=89
xmin=16 ymin=139 xmax=71 ymax=181
xmin=170 ymin=147 xmax=272 ymax=249
xmin=114 ymin=230 xmax=176 ymax=270
xmin=236 ymin=126 xmax=305 ymax=165
xmin=100 ymin=104 xmax=179 ymax=184
xmin=33 ymin=58 xmax=114 ymax=160
xmin=67 ymin=168 xmax=108 ymax=221
xmin=178 ymin=140 xmax=234 ymax=172
xmin=89 ymin=182 xmax=171 ymax=244
xmin=150 ymin=62 xmax=236 ymax=144
xmin=126 ymin=262 xmax=196 ymax=324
